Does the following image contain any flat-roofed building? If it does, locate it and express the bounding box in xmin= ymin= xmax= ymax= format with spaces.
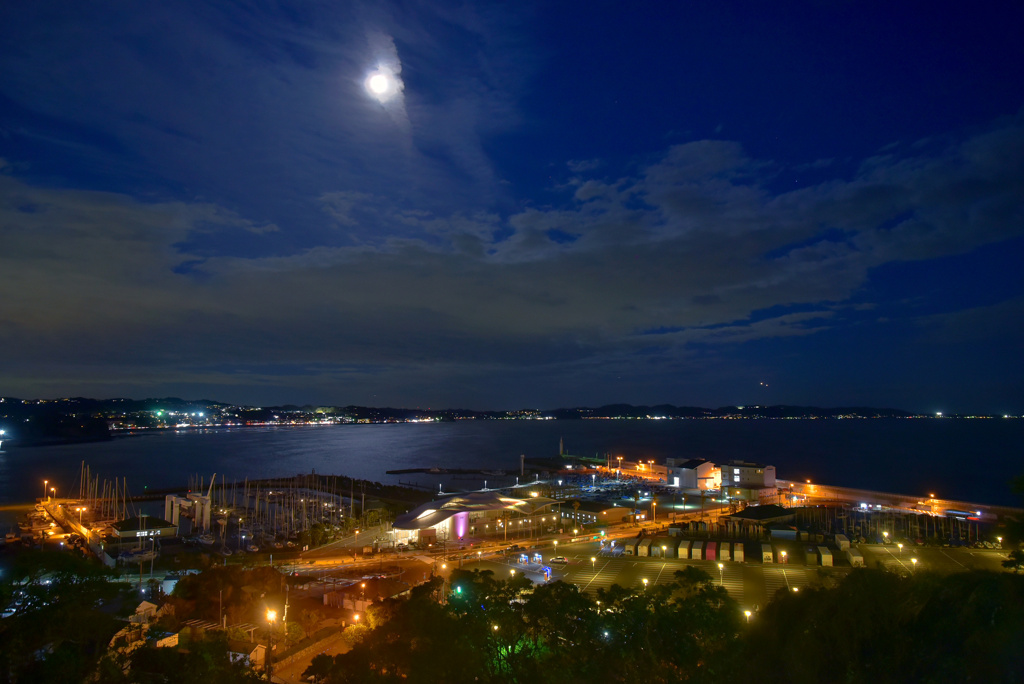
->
xmin=110 ymin=515 xmax=178 ymax=540
xmin=725 ymin=460 xmax=776 ymax=488
xmin=562 ymin=500 xmax=632 ymax=528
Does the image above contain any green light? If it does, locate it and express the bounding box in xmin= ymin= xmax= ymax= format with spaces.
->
xmin=455 ymin=586 xmax=462 ymax=594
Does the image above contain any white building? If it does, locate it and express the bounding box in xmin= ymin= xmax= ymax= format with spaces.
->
xmin=664 ymin=458 xmax=718 ymax=489
xmin=724 ymin=460 xmax=776 ymax=488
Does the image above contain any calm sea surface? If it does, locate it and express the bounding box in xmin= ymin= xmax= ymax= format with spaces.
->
xmin=1 ymin=420 xmax=1022 ymax=522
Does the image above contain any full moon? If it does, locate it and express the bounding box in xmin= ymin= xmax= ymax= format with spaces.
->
xmin=368 ymin=73 xmax=389 ymax=94
xmin=365 ymin=68 xmax=399 ymax=102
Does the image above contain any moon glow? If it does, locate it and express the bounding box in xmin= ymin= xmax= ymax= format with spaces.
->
xmin=365 ymin=68 xmax=399 ymax=102
xmin=368 ymin=73 xmax=389 ymax=94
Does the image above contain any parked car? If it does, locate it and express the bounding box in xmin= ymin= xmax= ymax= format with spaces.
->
xmin=549 ymin=556 xmax=569 ymax=564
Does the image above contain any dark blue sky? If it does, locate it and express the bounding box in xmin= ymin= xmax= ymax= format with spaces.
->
xmin=1 ymin=1 xmax=1023 ymax=412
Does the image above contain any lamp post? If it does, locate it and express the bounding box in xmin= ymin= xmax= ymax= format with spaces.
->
xmin=265 ymin=609 xmax=277 ymax=681
xmin=897 ymin=542 xmax=903 ymax=556
xmin=43 ymin=480 xmax=48 ymax=501
xmin=882 ymin=531 xmax=889 ymax=543
xmin=911 ymin=557 xmax=918 ymax=572
xmin=780 ymin=550 xmax=787 ymax=564
xmin=744 ymin=610 xmax=752 ymax=623
xmin=718 ymin=562 xmax=724 ymax=586
xmin=50 ymin=487 xmax=55 ymax=501
xmin=651 ymin=501 xmax=656 ymax=524
xmin=642 ymin=578 xmax=648 ymax=591
xmin=591 ymin=556 xmax=596 ymax=570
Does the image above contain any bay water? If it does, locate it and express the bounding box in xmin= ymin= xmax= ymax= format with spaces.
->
xmin=1 ymin=419 xmax=1021 ymax=529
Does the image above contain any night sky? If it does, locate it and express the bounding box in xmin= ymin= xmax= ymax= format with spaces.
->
xmin=2 ymin=3 xmax=1023 ymax=412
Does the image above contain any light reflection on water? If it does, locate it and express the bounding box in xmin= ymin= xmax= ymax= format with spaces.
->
xmin=1 ymin=418 xmax=1021 ymax=528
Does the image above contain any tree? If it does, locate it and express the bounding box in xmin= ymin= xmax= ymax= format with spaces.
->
xmin=303 ymin=653 xmax=333 ymax=683
xmin=299 ymin=607 xmax=323 ymax=639
xmin=0 ymin=548 xmax=133 ymax=683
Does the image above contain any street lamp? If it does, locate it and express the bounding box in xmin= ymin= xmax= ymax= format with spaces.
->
xmin=780 ymin=550 xmax=787 ymax=564
xmin=266 ymin=609 xmax=277 ymax=681
xmin=882 ymin=531 xmax=889 ymax=543
xmin=510 ymin=569 xmax=516 ymax=577
xmin=50 ymin=487 xmax=55 ymax=500
xmin=744 ymin=610 xmax=752 ymax=623
xmin=651 ymin=501 xmax=656 ymax=524
xmin=718 ymin=562 xmax=724 ymax=586
xmin=911 ymin=558 xmax=918 ymax=572
xmin=75 ymin=506 xmax=87 ymax=527
xmin=591 ymin=556 xmax=596 ymax=570
xmin=642 ymin=578 xmax=648 ymax=590
xmin=43 ymin=480 xmax=48 ymax=501
xmin=897 ymin=542 xmax=903 ymax=555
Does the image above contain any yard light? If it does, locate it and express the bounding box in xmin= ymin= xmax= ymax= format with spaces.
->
xmin=744 ymin=610 xmax=752 ymax=622
xmin=642 ymin=578 xmax=649 ymax=590
xmin=266 ymin=609 xmax=277 ymax=680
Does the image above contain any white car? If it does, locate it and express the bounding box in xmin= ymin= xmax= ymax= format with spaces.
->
xmin=549 ymin=556 xmax=569 ymax=564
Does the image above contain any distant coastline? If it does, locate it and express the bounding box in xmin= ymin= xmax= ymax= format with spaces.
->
xmin=2 ymin=396 xmax=1018 ymax=448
